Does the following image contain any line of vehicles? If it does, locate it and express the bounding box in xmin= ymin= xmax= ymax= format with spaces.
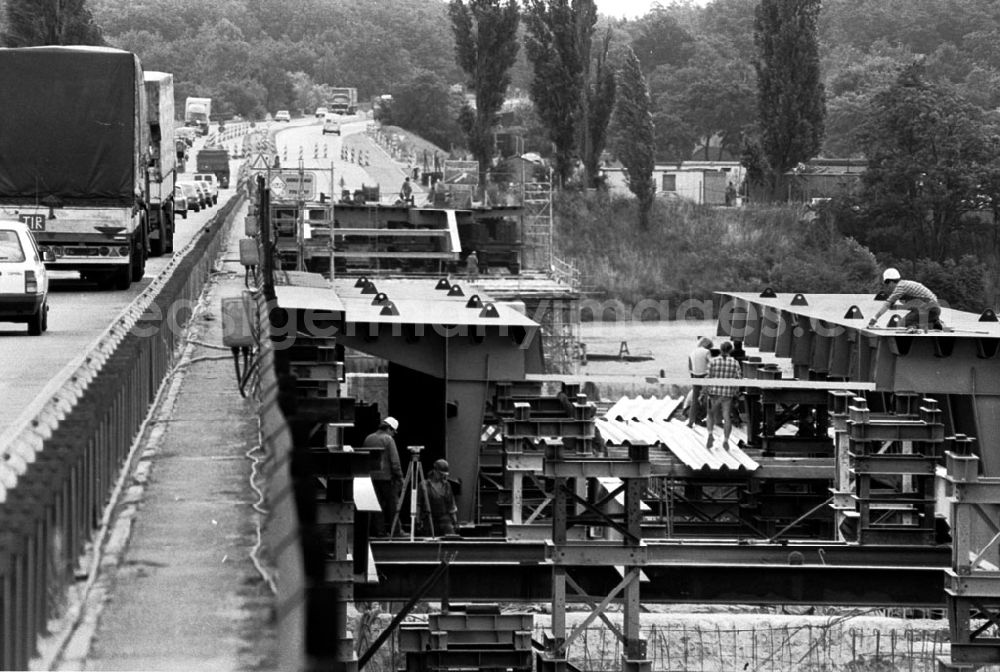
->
xmin=0 ymin=46 xmax=231 ymax=335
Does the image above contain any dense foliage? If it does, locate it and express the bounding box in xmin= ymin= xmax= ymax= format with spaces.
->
xmin=3 ymin=0 xmax=103 ymax=46
xmin=554 ymin=194 xmax=879 ymax=310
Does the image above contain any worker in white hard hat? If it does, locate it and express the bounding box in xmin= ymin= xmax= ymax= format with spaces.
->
xmin=363 ymin=416 xmax=403 ymax=536
xmin=868 ymin=268 xmax=943 ymax=331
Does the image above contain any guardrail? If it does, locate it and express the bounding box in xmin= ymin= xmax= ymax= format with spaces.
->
xmin=0 ymin=192 xmax=245 ymax=670
xmin=255 ymin=291 xmax=309 ymax=670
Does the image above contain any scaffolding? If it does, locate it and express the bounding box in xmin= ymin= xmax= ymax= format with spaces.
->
xmin=522 ymin=178 xmax=553 ymax=272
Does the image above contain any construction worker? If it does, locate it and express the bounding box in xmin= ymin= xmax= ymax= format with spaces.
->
xmin=419 ymin=459 xmax=458 ymax=536
xmin=705 ymin=340 xmax=742 ymax=450
xmin=685 ymin=337 xmax=713 ymax=428
xmin=466 ymin=250 xmax=479 ymax=279
xmin=868 ymin=268 xmax=943 ymax=331
xmin=363 ymin=417 xmax=403 ymax=536
xmin=399 ymin=176 xmax=413 ymax=205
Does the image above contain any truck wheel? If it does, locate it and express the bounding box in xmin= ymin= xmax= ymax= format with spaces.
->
xmin=165 ymin=217 xmax=175 ymax=254
xmin=150 ymin=234 xmax=164 ymax=257
xmin=131 ymin=239 xmax=145 ymax=282
xmin=114 ymin=264 xmax=131 ymax=290
xmin=28 ymin=304 xmax=44 ymax=336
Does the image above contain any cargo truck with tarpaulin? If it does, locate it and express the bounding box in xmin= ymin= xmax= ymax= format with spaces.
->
xmin=144 ymin=70 xmax=176 ymax=256
xmin=0 ymin=46 xmax=150 ymax=290
xmin=328 ymin=87 xmax=358 ymax=115
xmin=196 ymin=146 xmax=231 ymax=189
xmin=184 ymin=96 xmax=211 ymax=136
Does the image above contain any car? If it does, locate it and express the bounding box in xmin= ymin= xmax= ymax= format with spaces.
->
xmin=275 ymin=110 xmax=291 ymax=122
xmin=322 ymin=116 xmax=341 ymax=135
xmin=175 ymin=181 xmax=203 ymax=212
xmin=192 ymin=175 xmax=219 ymax=205
xmin=314 ymin=106 xmax=328 ymax=118
xmin=172 ymin=185 xmax=188 ymax=219
xmin=191 ymin=181 xmax=212 ymax=207
xmin=0 ymin=220 xmax=50 ymax=335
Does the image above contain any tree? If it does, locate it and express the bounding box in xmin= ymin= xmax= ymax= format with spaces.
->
xmin=581 ymin=28 xmax=615 ymax=188
xmin=449 ymin=0 xmax=521 ymax=190
xmin=4 ymin=0 xmax=104 ymax=46
xmin=612 ymin=46 xmax=655 ymax=230
xmin=390 ymin=71 xmax=464 ymax=152
xmin=523 ymin=0 xmax=596 ymax=187
xmin=627 ymin=6 xmax=694 ymax=74
xmin=650 ymin=39 xmax=754 ymax=161
xmin=751 ymin=0 xmax=825 ymax=199
xmin=838 ymin=64 xmax=999 ymax=262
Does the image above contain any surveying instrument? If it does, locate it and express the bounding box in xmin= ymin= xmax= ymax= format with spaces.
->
xmin=391 ymin=445 xmax=434 ymax=541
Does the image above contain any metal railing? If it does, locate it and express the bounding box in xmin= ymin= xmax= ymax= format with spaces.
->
xmin=0 ymin=192 xmax=244 ymax=670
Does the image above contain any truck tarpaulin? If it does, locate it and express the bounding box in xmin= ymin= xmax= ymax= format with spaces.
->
xmin=0 ymin=46 xmax=143 ymax=206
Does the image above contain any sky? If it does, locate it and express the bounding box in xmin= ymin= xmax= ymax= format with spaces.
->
xmin=594 ymin=0 xmax=711 ymax=20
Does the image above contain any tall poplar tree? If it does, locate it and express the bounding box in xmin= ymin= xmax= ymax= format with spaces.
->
xmin=523 ymin=0 xmax=596 ymax=187
xmin=448 ymin=0 xmax=520 ymax=190
xmin=613 ymin=46 xmax=655 ymax=230
xmin=752 ymin=0 xmax=824 ymax=200
xmin=582 ymin=30 xmax=616 ymax=189
xmin=4 ymin=0 xmax=104 ymax=47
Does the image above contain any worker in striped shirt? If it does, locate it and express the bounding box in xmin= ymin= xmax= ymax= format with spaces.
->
xmin=868 ymin=268 xmax=943 ymax=331
xmin=705 ymin=340 xmax=742 ymax=450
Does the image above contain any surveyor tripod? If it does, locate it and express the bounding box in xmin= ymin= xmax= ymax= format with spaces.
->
xmin=390 ymin=445 xmax=434 ymax=541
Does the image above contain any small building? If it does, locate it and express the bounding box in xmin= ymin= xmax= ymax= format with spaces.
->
xmin=747 ymin=158 xmax=868 ymax=203
xmin=604 ymin=161 xmax=745 ymax=205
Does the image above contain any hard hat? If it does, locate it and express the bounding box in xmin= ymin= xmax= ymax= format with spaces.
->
xmin=433 ymin=459 xmax=449 ymax=473
xmin=383 ymin=416 xmax=399 ymax=431
xmin=882 ymin=268 xmax=901 ymax=282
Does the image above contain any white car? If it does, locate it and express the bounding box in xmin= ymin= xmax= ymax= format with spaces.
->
xmin=315 ymin=106 xmax=328 ymax=118
xmin=192 ymin=174 xmax=220 ymax=204
xmin=322 ymin=116 xmax=341 ymax=135
xmin=275 ymin=110 xmax=291 ymax=122
xmin=0 ymin=220 xmax=50 ymax=335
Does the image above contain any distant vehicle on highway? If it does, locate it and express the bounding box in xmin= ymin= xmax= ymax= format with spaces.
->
xmin=192 ymin=175 xmax=219 ymax=205
xmin=322 ymin=116 xmax=341 ymax=135
xmin=0 ymin=220 xmax=50 ymax=335
xmin=315 ymin=106 xmax=328 ymax=118
xmin=175 ymin=182 xmax=203 ymax=212
xmin=172 ymin=185 xmax=188 ymax=219
xmin=175 ymin=127 xmax=197 ymax=146
xmin=275 ymin=110 xmax=291 ymax=122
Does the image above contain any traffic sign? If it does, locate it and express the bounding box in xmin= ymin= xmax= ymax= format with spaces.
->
xmin=281 ymin=171 xmax=317 ymax=200
xmin=269 ymin=175 xmax=286 ymax=198
xmin=249 ymin=152 xmax=269 ymax=171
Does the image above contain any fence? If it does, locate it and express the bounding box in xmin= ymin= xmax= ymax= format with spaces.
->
xmin=0 ymin=192 xmax=244 ymax=670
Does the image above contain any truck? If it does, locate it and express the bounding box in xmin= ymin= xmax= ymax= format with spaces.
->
xmin=328 ymin=87 xmax=358 ymax=115
xmin=144 ymin=71 xmax=176 ymax=256
xmin=195 ymin=146 xmax=231 ymax=189
xmin=184 ymin=96 xmax=211 ymax=135
xmin=0 ymin=46 xmax=150 ymax=290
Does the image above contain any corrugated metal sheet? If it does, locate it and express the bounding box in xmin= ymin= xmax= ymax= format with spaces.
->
xmin=598 ymin=395 xmax=759 ymax=473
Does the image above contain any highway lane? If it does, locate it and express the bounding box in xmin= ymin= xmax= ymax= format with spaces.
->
xmin=271 ymin=115 xmax=384 ymax=199
xmin=0 ymin=139 xmax=243 ymax=431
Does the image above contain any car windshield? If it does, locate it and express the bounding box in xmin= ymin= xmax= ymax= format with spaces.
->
xmin=0 ymin=230 xmax=25 ymax=262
